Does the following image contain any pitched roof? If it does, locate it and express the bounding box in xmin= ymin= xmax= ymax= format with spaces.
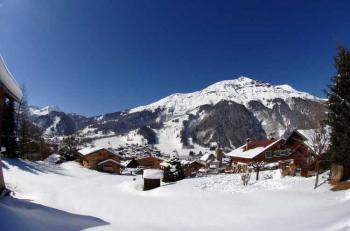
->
xmin=225 ymin=139 xmax=284 ymax=159
xmin=200 ymin=153 xmax=215 ymax=162
xmin=78 ymin=146 xmax=123 ymax=159
xmin=97 ymin=159 xmax=125 ymax=167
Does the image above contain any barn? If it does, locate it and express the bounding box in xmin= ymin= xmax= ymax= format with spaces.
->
xmin=0 ymin=56 xmax=23 ymax=194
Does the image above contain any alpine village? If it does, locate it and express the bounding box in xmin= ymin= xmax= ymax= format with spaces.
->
xmin=3 ymin=48 xmax=350 ymax=191
xmin=1 ymin=2 xmax=350 ymax=230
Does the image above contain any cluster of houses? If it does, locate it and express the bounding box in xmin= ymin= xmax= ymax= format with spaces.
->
xmin=77 ymin=129 xmax=319 ymax=190
xmin=78 ymin=146 xmax=164 ymax=174
xmin=113 ymin=144 xmax=165 ymax=159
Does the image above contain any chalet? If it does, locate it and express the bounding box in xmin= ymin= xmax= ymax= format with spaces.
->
xmin=78 ymin=147 xmax=124 ymax=174
xmin=136 ymin=156 xmax=163 ymax=169
xmin=200 ymin=153 xmax=216 ymax=167
xmin=143 ymin=169 xmax=163 ymax=190
xmin=0 ymin=56 xmax=23 ymax=194
xmin=225 ymin=133 xmax=314 ymax=176
xmin=182 ymin=161 xmax=206 ymax=177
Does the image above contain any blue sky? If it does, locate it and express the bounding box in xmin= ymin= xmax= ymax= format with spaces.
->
xmin=0 ymin=0 xmax=349 ymax=116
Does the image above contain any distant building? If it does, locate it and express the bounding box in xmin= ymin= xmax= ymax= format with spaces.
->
xmin=182 ymin=161 xmax=205 ymax=177
xmin=200 ymin=153 xmax=216 ymax=167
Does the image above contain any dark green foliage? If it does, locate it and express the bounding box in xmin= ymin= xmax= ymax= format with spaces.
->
xmin=137 ymin=126 xmax=157 ymax=144
xmin=16 ymin=87 xmax=50 ymax=160
xmin=327 ymin=46 xmax=350 ymax=165
xmin=2 ymin=99 xmax=18 ymax=158
xmin=180 ymin=120 xmax=194 ymax=148
xmin=162 ymin=157 xmax=185 ymax=183
xmin=59 ymin=136 xmax=80 ymax=161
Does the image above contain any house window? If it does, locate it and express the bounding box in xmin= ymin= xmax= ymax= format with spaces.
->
xmin=274 ymin=150 xmax=281 ymax=157
xmin=278 ymin=149 xmax=290 ymax=156
xmin=265 ymin=151 xmax=273 ymax=158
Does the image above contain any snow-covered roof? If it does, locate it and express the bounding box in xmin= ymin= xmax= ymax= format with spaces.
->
xmin=225 ymin=139 xmax=284 ymax=159
xmin=0 ymin=55 xmax=23 ymax=101
xmin=97 ymin=159 xmax=125 ymax=167
xmin=78 ymin=146 xmax=123 ymax=158
xmin=200 ymin=153 xmax=214 ymax=162
xmin=296 ymin=128 xmax=330 ymax=152
xmin=78 ymin=146 xmax=105 ymax=155
xmin=143 ymin=169 xmax=163 ymax=179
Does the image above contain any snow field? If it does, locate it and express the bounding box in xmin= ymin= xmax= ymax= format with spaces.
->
xmin=1 ymin=159 xmax=350 ymax=231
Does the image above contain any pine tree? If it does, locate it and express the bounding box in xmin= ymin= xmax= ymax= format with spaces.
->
xmin=327 ymin=46 xmax=350 ymax=165
xmin=16 ymin=86 xmax=32 ymax=158
xmin=59 ymin=135 xmax=80 ymax=161
xmin=2 ymin=99 xmax=18 ymax=158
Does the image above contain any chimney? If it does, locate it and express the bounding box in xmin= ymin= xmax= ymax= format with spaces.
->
xmin=216 ymin=143 xmax=223 ymax=167
xmin=246 ymin=138 xmax=251 ymax=150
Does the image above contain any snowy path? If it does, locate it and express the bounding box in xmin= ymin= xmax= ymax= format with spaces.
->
xmin=1 ymin=159 xmax=350 ymax=231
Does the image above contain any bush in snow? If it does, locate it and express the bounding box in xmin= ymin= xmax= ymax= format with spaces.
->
xmin=59 ymin=135 xmax=80 ymax=161
xmin=241 ymin=172 xmax=251 ymax=186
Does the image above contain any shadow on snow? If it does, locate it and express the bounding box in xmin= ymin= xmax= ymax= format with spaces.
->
xmin=1 ymin=158 xmax=68 ymax=176
xmin=0 ymin=196 xmax=109 ymax=231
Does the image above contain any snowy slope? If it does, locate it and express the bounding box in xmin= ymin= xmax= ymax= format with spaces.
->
xmin=2 ymin=158 xmax=350 ymax=231
xmin=130 ymin=76 xmax=323 ymax=116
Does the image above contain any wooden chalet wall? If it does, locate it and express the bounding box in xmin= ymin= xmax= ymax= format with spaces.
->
xmin=284 ymin=132 xmax=313 ymax=176
xmin=137 ymin=156 xmax=162 ymax=169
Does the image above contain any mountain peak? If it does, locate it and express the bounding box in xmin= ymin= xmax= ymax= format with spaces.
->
xmin=237 ymin=76 xmax=254 ymax=82
xmin=29 ymin=105 xmax=60 ymax=116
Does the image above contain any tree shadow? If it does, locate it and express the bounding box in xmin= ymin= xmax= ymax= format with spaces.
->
xmin=1 ymin=158 xmax=68 ymax=176
xmin=0 ymin=196 xmax=109 ymax=231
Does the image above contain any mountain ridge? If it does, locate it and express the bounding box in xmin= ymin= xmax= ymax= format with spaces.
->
xmin=28 ymin=76 xmax=327 ymax=153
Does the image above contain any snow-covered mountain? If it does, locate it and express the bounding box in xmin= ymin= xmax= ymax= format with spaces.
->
xmin=29 ymin=106 xmax=92 ymax=137
xmin=131 ymin=76 xmax=321 ymax=116
xmin=29 ymin=76 xmax=327 ymax=153
xmin=29 ymin=105 xmax=61 ymax=116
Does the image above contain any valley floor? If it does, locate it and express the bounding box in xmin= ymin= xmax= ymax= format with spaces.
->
xmin=1 ymin=158 xmax=350 ymax=231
